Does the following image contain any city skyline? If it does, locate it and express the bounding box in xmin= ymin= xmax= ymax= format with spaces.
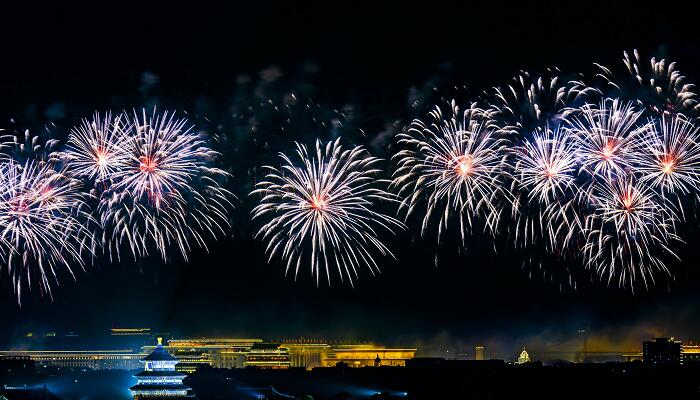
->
xmin=2 ymin=325 xmax=689 ymax=363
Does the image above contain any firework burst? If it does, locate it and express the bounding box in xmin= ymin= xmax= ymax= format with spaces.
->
xmin=509 ymin=126 xmax=585 ymax=252
xmin=252 ymin=138 xmax=402 ymax=285
xmin=392 ymin=101 xmax=509 ymax=244
xmin=565 ymin=99 xmax=650 ymax=181
xmin=512 ymin=126 xmax=579 ymax=204
xmin=0 ymin=161 xmax=92 ymax=303
xmin=583 ymin=176 xmax=680 ymax=288
xmin=63 ymin=112 xmax=131 ymax=184
xmin=99 ymin=109 xmax=233 ymax=262
xmin=634 ymin=113 xmax=700 ymax=197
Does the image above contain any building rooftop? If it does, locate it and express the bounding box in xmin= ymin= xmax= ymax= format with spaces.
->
xmin=135 ymin=370 xmax=186 ymax=377
xmin=142 ymin=343 xmax=178 ymax=362
xmin=130 ymin=384 xmax=191 ymax=391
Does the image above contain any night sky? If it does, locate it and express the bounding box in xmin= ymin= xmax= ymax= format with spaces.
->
xmin=2 ymin=2 xmax=700 ymax=359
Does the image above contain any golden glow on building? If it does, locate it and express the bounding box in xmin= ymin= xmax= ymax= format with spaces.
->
xmin=110 ymin=328 xmax=152 ymax=336
xmin=166 ymin=339 xmax=262 ymax=348
xmin=475 ymin=346 xmax=485 ymax=361
xmin=321 ymin=344 xmax=417 ymax=368
xmin=681 ymin=344 xmax=700 ymax=364
xmin=282 ymin=343 xmax=331 ymax=370
xmin=139 ymin=338 xmax=417 ymax=372
xmin=244 ymin=343 xmax=291 ymax=369
xmin=142 ymin=338 xmax=263 ymax=373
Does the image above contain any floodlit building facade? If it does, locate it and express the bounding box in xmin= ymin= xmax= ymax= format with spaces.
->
xmin=475 ymin=346 xmax=485 ymax=361
xmin=243 ymin=343 xmax=291 ymax=369
xmin=144 ymin=340 xmax=417 ymax=370
xmin=282 ymin=342 xmax=331 ymax=369
xmin=321 ymin=345 xmax=417 ymax=367
xmin=142 ymin=338 xmax=261 ymax=373
xmin=0 ymin=350 xmax=144 ymax=370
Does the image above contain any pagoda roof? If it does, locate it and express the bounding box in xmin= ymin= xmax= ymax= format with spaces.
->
xmin=130 ymin=383 xmax=191 ymax=391
xmin=135 ymin=370 xmax=186 ymax=377
xmin=142 ymin=344 xmax=178 ymax=361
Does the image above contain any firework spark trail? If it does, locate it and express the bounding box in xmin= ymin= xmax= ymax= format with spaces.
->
xmin=595 ymin=49 xmax=700 ymax=116
xmin=392 ymin=101 xmax=510 ymax=244
xmin=99 ymin=109 xmax=234 ymax=262
xmin=252 ymin=138 xmax=403 ymax=285
xmin=487 ymin=69 xmax=597 ymax=137
xmin=0 ymin=161 xmax=92 ymax=303
xmin=0 ymin=129 xmax=61 ymax=165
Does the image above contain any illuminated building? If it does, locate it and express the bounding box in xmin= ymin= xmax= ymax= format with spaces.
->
xmin=131 ymin=338 xmax=195 ymax=399
xmin=244 ymin=343 xmax=291 ymax=369
xmin=682 ymin=343 xmax=700 ymax=364
xmin=138 ymin=338 xmax=417 ymax=371
xmin=111 ymin=328 xmax=152 ymax=337
xmin=621 ymin=352 xmax=643 ymax=362
xmin=282 ymin=342 xmax=331 ymax=369
xmin=142 ymin=338 xmax=262 ymax=373
xmin=0 ymin=350 xmax=144 ymax=370
xmin=219 ymin=350 xmax=247 ymax=369
xmin=321 ymin=345 xmax=417 ymax=367
xmin=516 ymin=348 xmax=531 ymax=364
xmin=475 ymin=346 xmax=485 ymax=361
xmin=643 ymin=337 xmax=682 ymax=366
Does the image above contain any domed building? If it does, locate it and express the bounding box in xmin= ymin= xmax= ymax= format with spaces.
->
xmin=131 ymin=338 xmax=195 ymax=399
xmin=516 ymin=348 xmax=531 ymax=364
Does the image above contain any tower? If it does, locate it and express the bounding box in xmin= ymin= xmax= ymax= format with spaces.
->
xmin=131 ymin=338 xmax=195 ymax=399
xmin=374 ymin=354 xmax=382 ymax=367
xmin=475 ymin=346 xmax=485 ymax=361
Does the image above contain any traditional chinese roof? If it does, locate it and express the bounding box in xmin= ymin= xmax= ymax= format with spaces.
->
xmin=130 ymin=384 xmax=191 ymax=391
xmin=142 ymin=343 xmax=178 ymax=362
xmin=135 ymin=370 xmax=186 ymax=377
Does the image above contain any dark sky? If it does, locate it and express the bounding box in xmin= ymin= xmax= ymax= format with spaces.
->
xmin=2 ymin=2 xmax=700 ymax=358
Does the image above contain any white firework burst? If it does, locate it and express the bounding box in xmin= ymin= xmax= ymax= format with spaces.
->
xmin=583 ymin=176 xmax=679 ymax=288
xmin=565 ymin=98 xmax=650 ymax=181
xmin=634 ymin=113 xmax=700 ymax=196
xmin=510 ymin=126 xmax=584 ymax=251
xmin=0 ymin=161 xmax=92 ymax=303
xmin=252 ymin=138 xmax=403 ymax=285
xmin=392 ymin=101 xmax=509 ymax=243
xmin=99 ymin=109 xmax=233 ymax=262
xmin=513 ymin=126 xmax=579 ymax=204
xmin=63 ymin=112 xmax=131 ymax=183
